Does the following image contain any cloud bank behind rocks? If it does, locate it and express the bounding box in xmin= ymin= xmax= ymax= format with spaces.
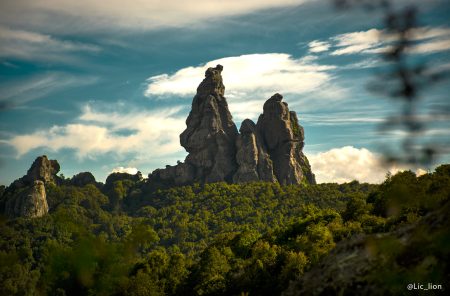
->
xmin=309 ymin=146 xmax=424 ymax=184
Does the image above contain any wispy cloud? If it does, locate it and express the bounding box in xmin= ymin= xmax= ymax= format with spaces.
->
xmin=0 ymin=0 xmax=308 ymax=33
xmin=0 ymin=73 xmax=98 ymax=108
xmin=308 ymin=40 xmax=330 ymax=53
xmin=331 ymin=29 xmax=382 ymax=55
xmin=145 ymin=53 xmax=337 ymax=121
xmin=0 ymin=26 xmax=101 ymax=62
xmin=301 ymin=112 xmax=384 ymax=126
xmin=4 ymin=103 xmax=186 ymax=158
xmin=309 ymin=146 xmax=423 ymax=183
xmin=307 ymin=27 xmax=450 ymax=56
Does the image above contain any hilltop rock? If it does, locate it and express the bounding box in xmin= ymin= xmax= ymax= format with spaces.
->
xmin=256 ymin=94 xmax=315 ymax=185
xmin=25 ymin=155 xmax=60 ymax=184
xmin=149 ymin=66 xmax=315 ymax=186
xmin=70 ymin=172 xmax=97 ymax=187
xmin=10 ymin=155 xmax=60 ymax=189
xmin=233 ymin=119 xmax=276 ymax=183
xmin=1 ymin=155 xmax=59 ymax=218
xmin=151 ymin=163 xmax=195 ymax=186
xmin=105 ymin=171 xmax=143 ymax=187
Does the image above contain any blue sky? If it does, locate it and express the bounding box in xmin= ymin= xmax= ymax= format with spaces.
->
xmin=1 ymin=0 xmax=449 ymax=185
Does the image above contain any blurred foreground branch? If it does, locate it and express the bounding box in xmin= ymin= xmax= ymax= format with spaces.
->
xmin=334 ymin=0 xmax=450 ymax=167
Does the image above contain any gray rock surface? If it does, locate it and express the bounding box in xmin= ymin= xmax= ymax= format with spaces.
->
xmin=256 ymin=94 xmax=315 ymax=185
xmin=233 ymin=119 xmax=276 ymax=183
xmin=151 ymin=65 xmax=238 ymax=184
xmin=4 ymin=180 xmax=48 ymax=218
xmin=2 ymin=155 xmax=59 ymax=218
xmin=24 ymin=155 xmax=60 ymax=184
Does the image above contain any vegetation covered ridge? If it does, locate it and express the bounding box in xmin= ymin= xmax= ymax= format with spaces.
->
xmin=0 ymin=160 xmax=449 ymax=295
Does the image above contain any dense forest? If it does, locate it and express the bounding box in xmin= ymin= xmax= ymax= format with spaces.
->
xmin=1 ymin=164 xmax=449 ymax=295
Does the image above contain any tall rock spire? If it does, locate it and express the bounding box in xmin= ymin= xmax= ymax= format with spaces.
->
xmin=180 ymin=64 xmax=238 ymax=183
xmin=256 ymin=94 xmax=315 ymax=185
xmin=151 ymin=65 xmax=238 ymax=184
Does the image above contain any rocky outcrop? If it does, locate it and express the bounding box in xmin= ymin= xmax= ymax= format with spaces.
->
xmin=256 ymin=93 xmax=315 ymax=185
xmin=1 ymin=155 xmax=59 ymax=218
xmin=4 ymin=180 xmax=48 ymax=218
xmin=70 ymin=172 xmax=97 ymax=187
xmin=105 ymin=171 xmax=143 ymax=187
xmin=149 ymin=65 xmax=315 ymax=186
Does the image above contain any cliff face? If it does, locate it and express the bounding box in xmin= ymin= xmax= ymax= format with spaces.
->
xmin=150 ymin=65 xmax=315 ymax=185
xmin=4 ymin=180 xmax=48 ymax=218
xmin=1 ymin=155 xmax=59 ymax=218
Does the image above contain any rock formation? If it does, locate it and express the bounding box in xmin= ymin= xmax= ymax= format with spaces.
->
xmin=105 ymin=171 xmax=143 ymax=187
xmin=150 ymin=65 xmax=315 ymax=186
xmin=233 ymin=119 xmax=276 ymax=183
xmin=4 ymin=180 xmax=48 ymax=218
xmin=1 ymin=155 xmax=59 ymax=218
xmin=255 ymin=93 xmax=315 ymax=185
xmin=151 ymin=65 xmax=239 ymax=184
xmin=70 ymin=172 xmax=97 ymax=187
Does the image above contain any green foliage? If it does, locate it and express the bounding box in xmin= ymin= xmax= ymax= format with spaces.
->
xmin=0 ymin=166 xmax=448 ymax=295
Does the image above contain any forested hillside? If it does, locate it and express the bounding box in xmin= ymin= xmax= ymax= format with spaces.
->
xmin=1 ymin=165 xmax=449 ymax=295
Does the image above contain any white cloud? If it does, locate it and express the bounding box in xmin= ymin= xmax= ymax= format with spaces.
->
xmin=309 ymin=146 xmax=423 ymax=184
xmin=5 ymin=104 xmax=186 ymax=159
xmin=111 ymin=167 xmax=139 ymax=175
xmin=145 ymin=53 xmax=337 ymax=121
xmin=0 ymin=26 xmax=100 ymax=62
xmin=0 ymin=0 xmax=307 ymax=33
xmin=308 ymin=40 xmax=330 ymax=53
xmin=415 ymin=168 xmax=428 ymax=177
xmin=328 ymin=27 xmax=450 ymax=56
xmin=409 ymin=38 xmax=450 ymax=54
xmin=331 ymin=29 xmax=382 ymax=55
